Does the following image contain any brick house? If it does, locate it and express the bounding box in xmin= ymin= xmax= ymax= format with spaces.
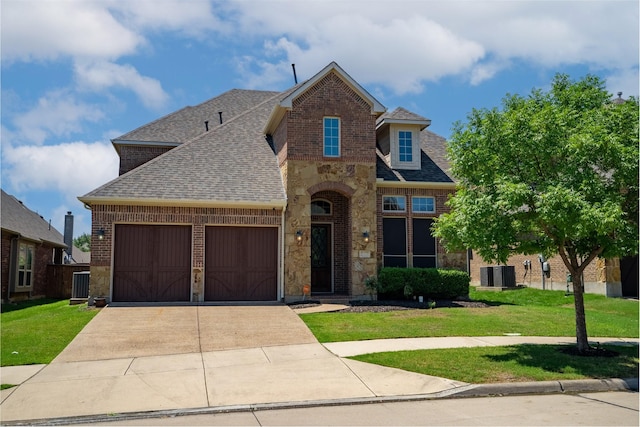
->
xmin=1 ymin=189 xmax=67 ymax=301
xmin=79 ymin=62 xmax=466 ymax=303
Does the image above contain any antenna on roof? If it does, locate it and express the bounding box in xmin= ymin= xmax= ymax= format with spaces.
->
xmin=292 ymin=64 xmax=298 ymax=84
xmin=218 ymin=111 xmax=223 ymax=124
xmin=204 ymin=121 xmax=209 ymax=131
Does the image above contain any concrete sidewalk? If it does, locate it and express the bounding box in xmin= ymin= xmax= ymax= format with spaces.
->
xmin=1 ymin=336 xmax=638 ymax=424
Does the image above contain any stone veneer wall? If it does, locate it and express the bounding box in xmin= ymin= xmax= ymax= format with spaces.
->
xmin=283 ymin=161 xmax=377 ymax=299
xmin=375 ymin=186 xmax=466 ymax=270
xmin=90 ymin=204 xmax=282 ymax=301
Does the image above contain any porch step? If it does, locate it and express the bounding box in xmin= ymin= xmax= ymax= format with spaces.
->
xmin=313 ymin=295 xmax=351 ymax=305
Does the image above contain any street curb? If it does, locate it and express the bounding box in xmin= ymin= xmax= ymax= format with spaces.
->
xmin=3 ymin=378 xmax=637 ymax=426
xmin=448 ymin=377 xmax=638 ymax=398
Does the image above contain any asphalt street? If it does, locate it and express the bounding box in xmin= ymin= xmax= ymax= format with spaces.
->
xmin=85 ymin=391 xmax=639 ymax=426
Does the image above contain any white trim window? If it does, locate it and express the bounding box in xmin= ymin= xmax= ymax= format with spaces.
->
xmin=383 ymin=196 xmax=406 ymax=212
xmin=398 ymin=131 xmax=413 ymax=162
xmin=17 ymin=241 xmax=35 ymax=290
xmin=412 ymin=196 xmax=435 ymax=213
xmin=323 ymin=117 xmax=340 ymax=157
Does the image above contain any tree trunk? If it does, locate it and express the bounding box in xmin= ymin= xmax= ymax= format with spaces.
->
xmin=572 ymin=273 xmax=590 ymax=353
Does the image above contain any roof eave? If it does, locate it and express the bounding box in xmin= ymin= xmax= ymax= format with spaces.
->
xmin=376 ymin=118 xmax=432 ymax=131
xmin=375 ymin=179 xmax=457 ymax=190
xmin=78 ymin=196 xmax=287 ymax=210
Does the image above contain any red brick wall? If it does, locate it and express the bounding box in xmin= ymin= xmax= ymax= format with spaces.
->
xmin=1 ymin=231 xmax=13 ymax=301
xmin=1 ymin=231 xmax=58 ymax=301
xmin=91 ymin=205 xmax=282 ymax=269
xmin=469 ymin=251 xmax=599 ymax=289
xmin=285 ymin=71 xmax=377 ymax=163
xmin=118 ymin=145 xmax=174 ymax=175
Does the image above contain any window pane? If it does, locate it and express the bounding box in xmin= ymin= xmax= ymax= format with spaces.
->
xmin=399 ymin=131 xmax=412 ymax=162
xmin=323 ymin=117 xmax=340 ymax=157
xmin=383 ymin=196 xmax=406 ymax=212
xmin=311 ymin=200 xmax=331 ymax=215
xmin=383 ymin=218 xmax=407 ymax=255
xmin=412 ymin=197 xmax=435 ymax=213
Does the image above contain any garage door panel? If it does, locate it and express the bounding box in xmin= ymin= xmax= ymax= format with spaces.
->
xmin=112 ymin=271 xmax=153 ymax=302
xmin=205 ymin=226 xmax=277 ymax=301
xmin=113 ymin=225 xmax=191 ymax=302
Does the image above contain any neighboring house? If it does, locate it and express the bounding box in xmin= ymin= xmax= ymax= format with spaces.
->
xmin=65 ymin=246 xmax=91 ymax=265
xmin=79 ymin=62 xmax=466 ymax=303
xmin=1 ymin=189 xmax=67 ymax=301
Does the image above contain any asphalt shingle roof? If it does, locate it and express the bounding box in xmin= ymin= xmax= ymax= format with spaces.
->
xmin=375 ymin=129 xmax=454 ymax=183
xmin=1 ymin=189 xmax=66 ymax=247
xmin=116 ymin=89 xmax=280 ymax=144
xmin=377 ymin=106 xmax=430 ymax=123
xmin=82 ymin=92 xmax=287 ymax=205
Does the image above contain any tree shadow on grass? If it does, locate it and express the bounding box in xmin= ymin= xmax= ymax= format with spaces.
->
xmin=484 ymin=344 xmax=639 ymax=379
xmin=0 ymin=298 xmax=63 ymax=314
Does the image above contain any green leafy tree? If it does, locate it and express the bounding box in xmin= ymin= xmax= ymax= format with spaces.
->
xmin=73 ymin=232 xmax=91 ymax=252
xmin=434 ymin=74 xmax=639 ymax=353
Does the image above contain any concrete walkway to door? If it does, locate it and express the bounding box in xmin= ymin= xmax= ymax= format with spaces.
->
xmin=0 ymin=305 xmax=466 ymax=423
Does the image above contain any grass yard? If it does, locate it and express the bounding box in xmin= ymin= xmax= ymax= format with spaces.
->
xmin=352 ymin=344 xmax=639 ymax=384
xmin=1 ymin=299 xmax=99 ymax=366
xmin=299 ymin=288 xmax=639 ymax=342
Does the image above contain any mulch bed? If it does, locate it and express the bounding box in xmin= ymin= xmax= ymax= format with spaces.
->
xmin=288 ymin=299 xmax=491 ymax=312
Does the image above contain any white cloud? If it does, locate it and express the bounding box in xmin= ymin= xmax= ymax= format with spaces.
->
xmin=2 ymin=140 xmax=119 ymax=199
xmin=110 ymin=0 xmax=231 ymax=37
xmin=605 ymin=67 xmax=640 ymax=99
xmin=10 ymin=90 xmax=104 ymax=145
xmin=1 ymin=0 xmax=142 ymax=63
xmin=226 ymin=0 xmax=638 ymax=94
xmin=75 ymin=61 xmax=169 ymax=109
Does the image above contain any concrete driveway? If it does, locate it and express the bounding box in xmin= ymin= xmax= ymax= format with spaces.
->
xmin=1 ymin=304 xmax=468 ymax=422
xmin=54 ymin=304 xmax=319 ymax=362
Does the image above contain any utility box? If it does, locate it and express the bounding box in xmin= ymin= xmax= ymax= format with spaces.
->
xmin=480 ymin=267 xmax=494 ymax=286
xmin=493 ymin=266 xmax=516 ymax=287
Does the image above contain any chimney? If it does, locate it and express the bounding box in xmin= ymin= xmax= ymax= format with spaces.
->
xmin=64 ymin=211 xmax=74 ymax=260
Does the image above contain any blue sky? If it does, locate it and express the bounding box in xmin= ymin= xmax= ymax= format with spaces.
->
xmin=2 ymin=0 xmax=638 ymax=239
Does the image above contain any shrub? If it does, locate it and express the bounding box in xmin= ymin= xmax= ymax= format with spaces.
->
xmin=377 ymin=267 xmax=470 ymax=300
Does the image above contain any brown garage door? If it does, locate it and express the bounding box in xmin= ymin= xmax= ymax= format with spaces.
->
xmin=113 ymin=225 xmax=191 ymax=302
xmin=205 ymin=226 xmax=278 ymax=301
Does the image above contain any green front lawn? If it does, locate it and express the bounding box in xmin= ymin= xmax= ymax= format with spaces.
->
xmin=299 ymin=288 xmax=639 ymax=342
xmin=353 ymin=344 xmax=639 ymax=384
xmin=1 ymin=299 xmax=99 ymax=366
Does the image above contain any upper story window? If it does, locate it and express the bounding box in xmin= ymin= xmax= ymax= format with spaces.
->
xmin=311 ymin=199 xmax=332 ymax=215
xmin=398 ymin=131 xmax=413 ymax=162
xmin=323 ymin=117 xmax=340 ymax=157
xmin=412 ymin=196 xmax=435 ymax=213
xmin=383 ymin=196 xmax=406 ymax=212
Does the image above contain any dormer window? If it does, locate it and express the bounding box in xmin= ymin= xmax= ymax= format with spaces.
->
xmin=323 ymin=117 xmax=340 ymax=157
xmin=398 ymin=131 xmax=413 ymax=162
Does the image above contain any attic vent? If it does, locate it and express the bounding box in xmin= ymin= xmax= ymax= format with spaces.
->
xmin=204 ymin=121 xmax=209 ymax=131
xmin=218 ymin=111 xmax=223 ymax=124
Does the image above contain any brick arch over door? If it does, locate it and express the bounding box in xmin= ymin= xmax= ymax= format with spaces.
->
xmin=307 ymin=181 xmax=355 ymax=198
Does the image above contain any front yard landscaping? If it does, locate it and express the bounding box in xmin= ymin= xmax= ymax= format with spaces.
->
xmin=299 ymin=288 xmax=639 ymax=342
xmin=1 ymin=299 xmax=99 ymax=367
xmin=299 ymin=287 xmax=639 ymax=383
